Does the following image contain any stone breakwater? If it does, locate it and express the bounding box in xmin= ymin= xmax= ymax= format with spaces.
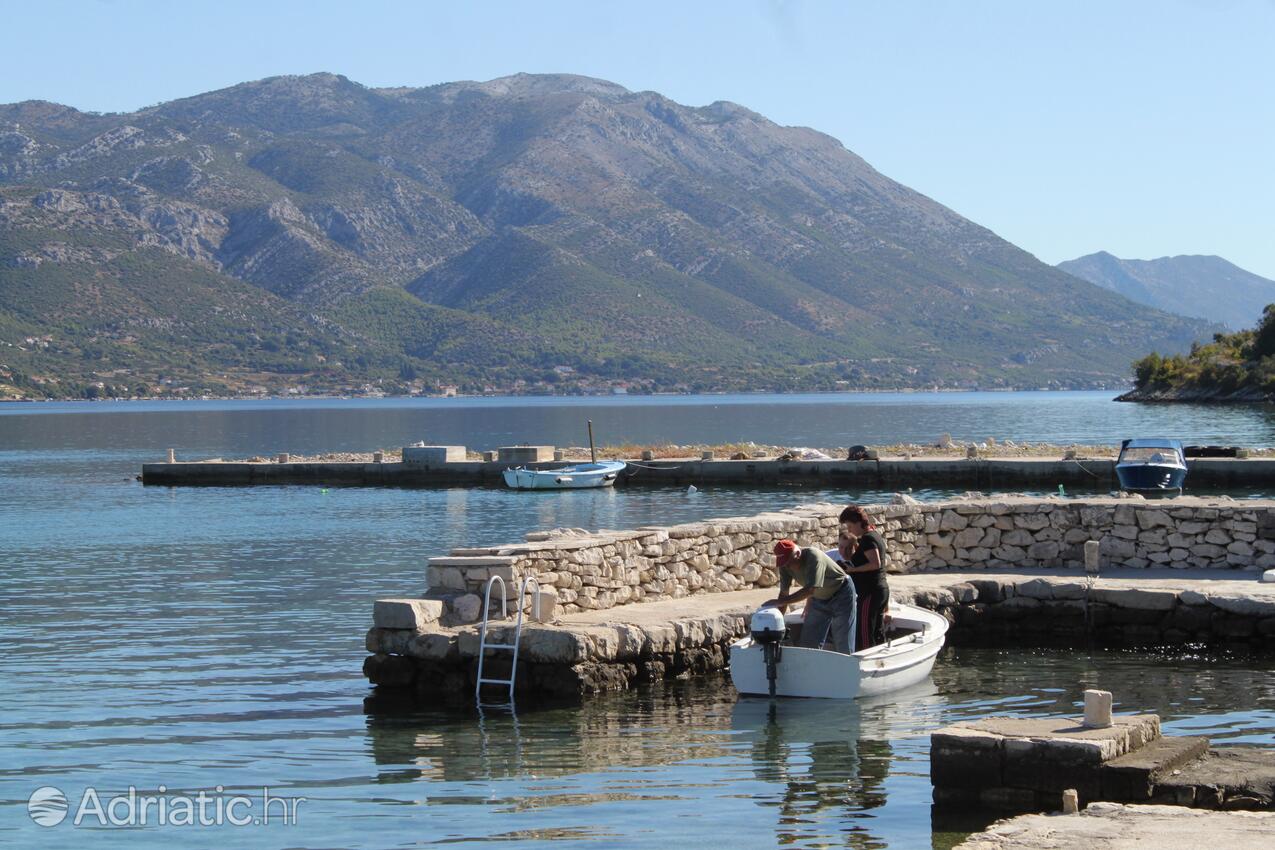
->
xmin=365 ymin=496 xmax=1275 ymax=703
xmin=141 ymin=454 xmax=1275 ymax=489
xmin=365 ymin=572 xmax=1275 ymax=704
xmin=418 ymin=496 xmax=1275 ymax=623
xmin=893 ymin=571 xmax=1275 ymax=649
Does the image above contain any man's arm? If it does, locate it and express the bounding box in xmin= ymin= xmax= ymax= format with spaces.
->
xmin=773 ymin=585 xmax=816 ymax=610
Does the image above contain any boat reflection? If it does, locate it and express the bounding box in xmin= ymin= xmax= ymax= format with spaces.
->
xmin=732 ymin=697 xmax=893 ymax=847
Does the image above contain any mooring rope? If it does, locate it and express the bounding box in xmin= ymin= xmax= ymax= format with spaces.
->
xmin=1067 ymin=457 xmax=1107 ymax=479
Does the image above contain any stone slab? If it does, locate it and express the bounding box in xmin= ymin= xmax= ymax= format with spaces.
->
xmin=957 ymin=803 xmax=1275 ymax=849
xmin=941 ymin=714 xmax=1161 ymax=764
xmin=1154 ymin=747 xmax=1275 ymax=809
xmin=427 ymin=556 xmax=520 ymax=567
xmin=1099 ymin=736 xmax=1211 ymax=801
xmin=373 ymin=598 xmax=444 ymax=630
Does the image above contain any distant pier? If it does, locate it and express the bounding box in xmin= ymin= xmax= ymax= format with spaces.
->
xmin=141 ymin=447 xmax=1275 ymax=490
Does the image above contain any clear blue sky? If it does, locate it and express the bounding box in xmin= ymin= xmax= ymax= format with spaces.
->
xmin=3 ymin=0 xmax=1273 ymax=277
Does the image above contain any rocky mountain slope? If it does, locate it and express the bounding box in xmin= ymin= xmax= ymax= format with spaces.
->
xmin=1058 ymin=251 xmax=1275 ymax=331
xmin=1 ymin=73 xmax=1212 ymax=398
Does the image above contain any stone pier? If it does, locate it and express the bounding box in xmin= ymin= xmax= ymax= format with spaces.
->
xmin=143 ymin=453 xmax=1275 ymax=489
xmin=956 ymin=803 xmax=1275 ymax=849
xmin=931 ymin=711 xmax=1275 ymax=814
xmin=365 ymin=497 xmax=1275 ymax=703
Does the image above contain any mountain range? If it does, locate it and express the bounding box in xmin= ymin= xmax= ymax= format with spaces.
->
xmin=1057 ymin=252 xmax=1275 ymax=331
xmin=0 ymin=72 xmax=1212 ymax=399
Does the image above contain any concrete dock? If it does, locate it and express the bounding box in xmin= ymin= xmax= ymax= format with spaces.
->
xmin=957 ymin=803 xmax=1275 ymax=849
xmin=142 ymin=454 xmax=1275 ymax=489
xmin=932 ymin=711 xmax=1275 ymax=812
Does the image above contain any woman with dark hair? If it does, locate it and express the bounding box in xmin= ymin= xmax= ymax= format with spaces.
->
xmin=838 ymin=505 xmax=889 ymax=649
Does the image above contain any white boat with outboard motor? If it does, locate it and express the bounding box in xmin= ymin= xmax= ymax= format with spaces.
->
xmin=729 ymin=601 xmax=948 ymax=699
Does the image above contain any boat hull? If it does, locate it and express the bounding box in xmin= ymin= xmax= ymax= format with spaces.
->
xmin=728 ymin=603 xmax=947 ymax=699
xmin=502 ymin=461 xmax=626 ymax=490
xmin=1116 ymin=464 xmax=1187 ymax=492
xmin=1116 ymin=438 xmax=1187 ymax=493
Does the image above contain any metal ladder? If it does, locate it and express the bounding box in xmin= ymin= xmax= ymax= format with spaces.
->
xmin=475 ymin=574 xmax=541 ymax=707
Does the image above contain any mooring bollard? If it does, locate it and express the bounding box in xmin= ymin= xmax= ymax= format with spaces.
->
xmin=167 ymin=448 xmax=176 ymax=464
xmin=277 ymin=452 xmax=289 ymax=464
xmin=1084 ymin=540 xmax=1101 ymax=573
xmin=965 ymin=445 xmax=978 ymax=459
xmin=553 ymin=449 xmax=565 ymax=461
xmin=482 ymin=451 xmax=496 ymax=462
xmin=641 ymin=449 xmax=654 ymax=461
xmin=1083 ymin=689 xmax=1113 ymax=728
xmin=373 ymin=451 xmax=384 ymax=463
xmin=701 ymin=450 xmax=715 ymax=461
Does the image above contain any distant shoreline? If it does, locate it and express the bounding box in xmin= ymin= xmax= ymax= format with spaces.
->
xmin=0 ymin=386 xmax=1130 ymax=405
xmin=1116 ymin=387 xmax=1273 ymax=403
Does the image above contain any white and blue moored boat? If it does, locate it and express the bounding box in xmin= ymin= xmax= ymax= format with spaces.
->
xmin=502 ymin=460 xmax=626 ymax=490
xmin=502 ymin=419 xmax=626 ymax=490
xmin=1116 ymin=438 xmax=1188 ymax=494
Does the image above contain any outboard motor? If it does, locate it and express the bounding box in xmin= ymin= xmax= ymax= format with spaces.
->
xmin=751 ymin=605 xmax=787 ymax=698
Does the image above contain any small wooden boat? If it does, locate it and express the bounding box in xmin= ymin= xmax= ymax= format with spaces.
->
xmin=729 ymin=601 xmax=948 ymax=699
xmin=502 ymin=460 xmax=626 ymax=490
xmin=1116 ymin=438 xmax=1187 ymax=494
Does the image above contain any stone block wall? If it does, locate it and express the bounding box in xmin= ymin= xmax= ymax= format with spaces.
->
xmin=422 ymin=497 xmax=1275 ymax=621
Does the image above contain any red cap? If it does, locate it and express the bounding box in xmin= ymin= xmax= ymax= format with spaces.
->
xmin=773 ymin=539 xmax=800 ymax=566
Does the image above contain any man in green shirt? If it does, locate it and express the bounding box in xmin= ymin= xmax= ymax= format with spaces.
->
xmin=767 ymin=538 xmax=857 ymax=654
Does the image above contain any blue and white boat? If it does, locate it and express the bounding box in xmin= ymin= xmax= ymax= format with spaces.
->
xmin=1116 ymin=438 xmax=1188 ymax=494
xmin=502 ymin=460 xmax=626 ymax=490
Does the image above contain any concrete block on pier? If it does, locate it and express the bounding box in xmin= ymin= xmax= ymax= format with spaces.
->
xmin=1085 ymin=689 xmax=1115 ymax=728
xmin=402 ymin=445 xmax=466 ymax=465
xmin=498 ymin=445 xmax=555 ymax=463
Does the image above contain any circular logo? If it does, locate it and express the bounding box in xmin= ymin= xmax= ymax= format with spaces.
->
xmin=28 ymin=786 xmax=69 ymax=827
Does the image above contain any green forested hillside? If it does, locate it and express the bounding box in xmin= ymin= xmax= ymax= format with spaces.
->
xmin=1124 ymin=305 xmax=1275 ymax=401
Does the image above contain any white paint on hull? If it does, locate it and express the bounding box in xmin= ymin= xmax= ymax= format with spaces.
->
xmin=729 ymin=603 xmax=948 ymax=699
xmin=502 ymin=461 xmax=626 ymax=490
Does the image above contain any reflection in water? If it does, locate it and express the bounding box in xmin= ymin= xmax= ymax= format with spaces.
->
xmin=360 ymin=650 xmax=1275 ymax=849
xmin=735 ymin=699 xmax=892 ymax=848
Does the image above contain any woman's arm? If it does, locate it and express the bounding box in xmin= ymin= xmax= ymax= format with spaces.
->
xmin=843 ymin=547 xmax=882 ymax=573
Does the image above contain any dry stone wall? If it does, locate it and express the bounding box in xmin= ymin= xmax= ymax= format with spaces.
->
xmin=422 ymin=496 xmax=1275 ymax=622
